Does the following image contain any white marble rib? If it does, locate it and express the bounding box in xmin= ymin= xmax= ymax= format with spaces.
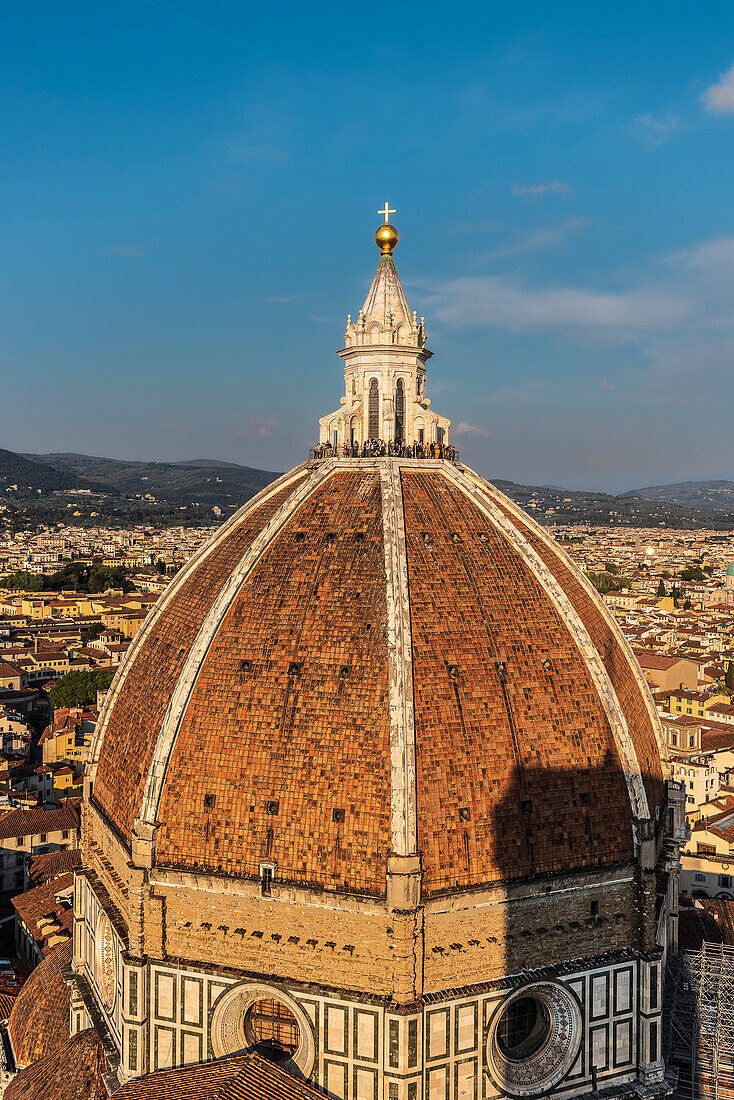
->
xmin=380 ymin=461 xmax=419 ymax=858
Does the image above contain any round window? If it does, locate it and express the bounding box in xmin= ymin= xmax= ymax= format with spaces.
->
xmin=486 ymin=982 xmax=581 ymax=1096
xmin=496 ymin=996 xmax=551 ymax=1062
xmin=211 ymin=983 xmax=315 ymax=1075
xmin=245 ymin=998 xmax=301 ymax=1058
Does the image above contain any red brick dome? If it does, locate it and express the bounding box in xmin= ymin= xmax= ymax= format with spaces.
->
xmin=9 ymin=942 xmax=71 ymax=1068
xmin=89 ymin=459 xmax=665 ymax=897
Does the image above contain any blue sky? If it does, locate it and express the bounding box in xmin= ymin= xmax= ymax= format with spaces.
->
xmin=3 ymin=1 xmax=734 ymax=490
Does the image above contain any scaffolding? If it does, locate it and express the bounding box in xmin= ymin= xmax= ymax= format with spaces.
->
xmin=665 ymin=943 xmax=734 ymax=1099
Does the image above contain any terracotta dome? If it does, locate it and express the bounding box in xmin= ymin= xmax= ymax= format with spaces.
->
xmin=8 ymin=942 xmax=72 ymax=1068
xmin=5 ymin=1029 xmax=107 ymax=1100
xmin=88 ymin=459 xmax=665 ymax=897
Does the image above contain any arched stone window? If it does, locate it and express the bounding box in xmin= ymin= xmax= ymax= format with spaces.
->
xmin=350 ymin=416 xmax=359 ymax=445
xmin=368 ymin=379 xmax=379 ymax=438
xmin=395 ymin=379 xmax=405 ymax=443
xmin=369 ymin=325 xmax=380 ymax=345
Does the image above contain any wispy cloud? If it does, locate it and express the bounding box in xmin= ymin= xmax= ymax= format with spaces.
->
xmin=633 ymin=113 xmax=678 ymax=145
xmin=455 ymin=422 xmax=489 ymax=438
xmin=245 ymin=417 xmax=280 ymax=437
xmin=702 ymin=62 xmax=734 ymax=113
xmin=423 ymin=276 xmax=685 ymax=332
xmin=512 ymin=182 xmax=570 ymax=201
xmin=420 ymin=230 xmax=734 ymax=354
xmin=478 ymin=218 xmax=588 ymax=262
xmin=673 ymin=235 xmax=734 ymax=271
xmin=104 ymin=245 xmax=145 ymax=257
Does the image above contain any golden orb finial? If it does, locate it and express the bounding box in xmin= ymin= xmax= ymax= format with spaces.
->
xmin=376 ymin=201 xmax=398 ymax=254
xmin=375 ymin=222 xmax=399 ymax=254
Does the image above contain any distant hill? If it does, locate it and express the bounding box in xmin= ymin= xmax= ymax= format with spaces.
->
xmin=0 ymin=448 xmax=115 ymax=497
xmin=6 ymin=449 xmax=734 ymax=530
xmin=629 ymin=480 xmax=734 ymax=511
xmin=26 ymin=452 xmax=279 ymax=508
xmin=172 ymin=458 xmax=246 ymax=469
xmin=493 ymin=479 xmax=734 ymax=529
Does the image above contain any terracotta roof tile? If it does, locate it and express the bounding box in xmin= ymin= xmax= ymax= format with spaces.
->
xmin=27 ymin=850 xmax=82 ymax=887
xmin=401 ymin=471 xmax=633 ymax=891
xmin=678 ymin=900 xmax=728 ymax=951
xmin=11 ymin=873 xmax=73 ymax=951
xmin=219 ymin=1053 xmax=328 ymax=1100
xmin=114 ymin=1052 xmax=324 ymax=1100
xmin=5 ymin=1028 xmax=106 ymax=1100
xmin=93 ymin=477 xmax=306 ymax=840
xmin=90 ymin=463 xmax=659 ymax=894
xmin=0 ymin=802 xmax=79 ymax=842
xmin=114 ymin=1053 xmax=251 ymax=1099
xmin=156 ymin=471 xmax=391 ymax=893
xmin=631 ymin=648 xmax=684 ymax=671
xmin=8 ymin=942 xmax=71 ymax=1067
xmin=487 ymin=501 xmax=666 ymax=814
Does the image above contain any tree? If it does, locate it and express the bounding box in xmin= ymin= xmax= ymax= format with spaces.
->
xmin=80 ymin=623 xmax=105 ymax=645
xmin=0 ymin=571 xmax=49 ymax=591
xmin=726 ymin=663 xmax=734 ymax=693
xmin=48 ymin=669 xmax=115 ymax=710
xmin=656 ymin=579 xmax=667 ymax=597
xmin=1 ymin=563 xmax=132 ymax=594
xmin=588 ymin=571 xmax=633 ymax=594
xmin=603 ymin=561 xmax=618 ymax=575
xmin=156 ymin=558 xmax=166 ymax=575
xmin=683 ymin=599 xmax=693 ymax=610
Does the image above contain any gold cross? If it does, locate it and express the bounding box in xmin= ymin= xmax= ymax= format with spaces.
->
xmin=378 ymin=201 xmax=396 ymax=224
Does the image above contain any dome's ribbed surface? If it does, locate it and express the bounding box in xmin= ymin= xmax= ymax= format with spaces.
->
xmin=91 ymin=471 xmax=308 ymax=838
xmin=89 ymin=459 xmax=665 ymax=897
xmin=9 ymin=942 xmax=71 ymax=1068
